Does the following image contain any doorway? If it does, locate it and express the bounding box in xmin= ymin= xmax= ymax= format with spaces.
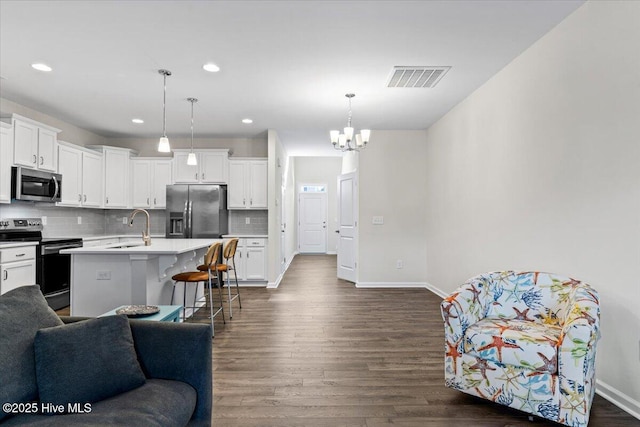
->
xmin=298 ymin=185 xmax=328 ymax=253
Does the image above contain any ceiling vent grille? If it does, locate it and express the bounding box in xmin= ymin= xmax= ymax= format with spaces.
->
xmin=387 ymin=66 xmax=451 ymax=88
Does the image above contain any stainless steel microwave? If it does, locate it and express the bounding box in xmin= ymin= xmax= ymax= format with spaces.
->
xmin=11 ymin=167 xmax=62 ymax=203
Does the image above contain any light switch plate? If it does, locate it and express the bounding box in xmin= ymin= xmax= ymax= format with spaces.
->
xmin=42 ymin=216 xmax=47 ymax=225
xmin=122 ymin=217 xmax=128 ymax=225
xmin=96 ymin=271 xmax=111 ymax=280
xmin=77 ymin=216 xmax=82 ymax=225
xmin=372 ymin=216 xmax=384 ymax=225
xmin=245 ymin=217 xmax=251 ymax=224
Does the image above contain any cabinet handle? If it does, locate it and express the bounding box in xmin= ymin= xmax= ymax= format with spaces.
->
xmin=250 ymin=198 xmax=253 ymax=206
xmin=106 ymin=196 xmax=109 ymax=204
xmin=3 ymin=270 xmax=7 ymax=280
xmin=15 ymin=253 xmax=26 ymax=257
xmin=78 ymin=194 xmax=82 ymax=202
xmin=154 ymin=197 xmax=157 ymax=205
xmin=32 ymin=154 xmax=37 ymax=164
xmin=247 ymin=252 xmax=250 ymax=258
xmin=40 ymin=156 xmax=44 ymax=165
xmin=195 ymin=173 xmax=198 ymax=180
xmin=84 ymin=194 xmax=87 ymax=202
xmin=243 ymin=198 xmax=246 ymax=206
xmin=202 ymin=173 xmax=205 ymax=180
xmin=147 ymin=198 xmax=150 ymax=205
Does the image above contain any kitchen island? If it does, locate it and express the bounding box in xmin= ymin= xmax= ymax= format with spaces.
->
xmin=62 ymin=238 xmax=223 ymax=317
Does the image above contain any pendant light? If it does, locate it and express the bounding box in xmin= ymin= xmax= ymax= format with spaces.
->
xmin=187 ymin=98 xmax=198 ymax=166
xmin=157 ymin=69 xmax=172 ymax=153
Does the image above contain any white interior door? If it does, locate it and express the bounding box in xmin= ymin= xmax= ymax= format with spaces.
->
xmin=337 ymin=172 xmax=358 ymax=282
xmin=298 ymin=192 xmax=328 ymax=253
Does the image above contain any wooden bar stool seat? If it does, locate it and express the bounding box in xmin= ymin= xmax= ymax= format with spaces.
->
xmin=170 ymin=242 xmax=226 ymax=336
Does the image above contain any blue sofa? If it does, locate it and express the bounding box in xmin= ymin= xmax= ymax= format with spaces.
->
xmin=0 ymin=286 xmax=212 ymax=426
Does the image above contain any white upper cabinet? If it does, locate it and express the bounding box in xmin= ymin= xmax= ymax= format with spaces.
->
xmin=0 ymin=123 xmax=13 ymax=203
xmin=57 ymin=144 xmax=82 ymax=206
xmin=131 ymin=159 xmax=172 ymax=209
xmin=12 ymin=115 xmax=59 ymax=172
xmin=152 ymin=161 xmax=172 ymax=208
xmin=57 ymin=142 xmax=103 ymax=208
xmin=172 ymin=149 xmax=228 ymax=184
xmin=103 ymin=148 xmax=130 ymax=208
xmin=228 ymin=159 xmax=267 ymax=209
xmin=81 ymin=150 xmax=103 ymax=207
xmin=86 ymin=146 xmax=134 ymax=209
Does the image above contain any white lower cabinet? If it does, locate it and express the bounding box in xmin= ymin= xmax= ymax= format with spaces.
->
xmin=230 ymin=238 xmax=266 ymax=281
xmin=0 ymin=246 xmax=36 ymax=295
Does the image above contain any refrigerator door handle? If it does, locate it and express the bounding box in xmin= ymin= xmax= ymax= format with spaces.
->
xmin=183 ymin=201 xmax=189 ymax=237
xmin=188 ymin=201 xmax=193 ymax=238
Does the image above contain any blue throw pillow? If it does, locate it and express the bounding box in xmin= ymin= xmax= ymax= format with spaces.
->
xmin=34 ymin=315 xmax=146 ymax=409
xmin=0 ymin=286 xmax=63 ymax=421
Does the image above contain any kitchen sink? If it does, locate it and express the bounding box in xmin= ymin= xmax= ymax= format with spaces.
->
xmin=104 ymin=241 xmax=146 ymax=249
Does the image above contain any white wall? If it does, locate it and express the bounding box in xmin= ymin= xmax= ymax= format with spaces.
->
xmin=423 ymin=0 xmax=640 ymax=412
xmin=358 ymin=130 xmax=428 ymax=285
xmin=107 ymin=135 xmax=267 ymax=158
xmin=1 ymin=97 xmax=107 ymax=146
xmin=294 ymin=157 xmax=342 ymax=253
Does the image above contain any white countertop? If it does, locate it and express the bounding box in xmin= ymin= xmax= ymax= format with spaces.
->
xmin=0 ymin=241 xmax=38 ymax=249
xmin=223 ymin=234 xmax=268 ymax=238
xmin=62 ymin=238 xmax=221 ymax=255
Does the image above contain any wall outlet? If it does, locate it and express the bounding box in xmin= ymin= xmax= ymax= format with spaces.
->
xmin=245 ymin=217 xmax=251 ymax=224
xmin=41 ymin=216 xmax=47 ymax=225
xmin=96 ymin=271 xmax=111 ymax=280
xmin=77 ymin=216 xmax=82 ymax=225
xmin=372 ymin=216 xmax=384 ymax=225
xmin=122 ymin=217 xmax=128 ymax=225
xmin=396 ymin=259 xmax=403 ymax=269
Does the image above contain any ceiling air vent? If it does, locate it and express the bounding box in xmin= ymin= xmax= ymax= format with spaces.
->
xmin=387 ymin=66 xmax=451 ymax=88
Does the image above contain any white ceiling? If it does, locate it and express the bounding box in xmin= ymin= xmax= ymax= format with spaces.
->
xmin=0 ymin=0 xmax=584 ymax=157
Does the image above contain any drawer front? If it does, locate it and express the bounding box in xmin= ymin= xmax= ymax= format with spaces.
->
xmin=1 ymin=260 xmax=36 ymax=295
xmin=0 ymin=246 xmax=36 ymax=263
xmin=245 ymin=238 xmax=265 ymax=247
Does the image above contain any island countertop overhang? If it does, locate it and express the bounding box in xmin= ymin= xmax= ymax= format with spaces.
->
xmin=61 ymin=238 xmax=223 ymax=255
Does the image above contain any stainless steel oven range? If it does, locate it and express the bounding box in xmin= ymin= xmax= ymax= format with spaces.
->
xmin=0 ymin=217 xmax=82 ymax=310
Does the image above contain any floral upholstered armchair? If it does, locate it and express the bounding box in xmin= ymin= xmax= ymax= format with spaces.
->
xmin=441 ymin=271 xmax=600 ymax=427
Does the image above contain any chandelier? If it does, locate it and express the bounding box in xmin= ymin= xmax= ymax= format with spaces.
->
xmin=330 ymin=93 xmax=370 ymax=152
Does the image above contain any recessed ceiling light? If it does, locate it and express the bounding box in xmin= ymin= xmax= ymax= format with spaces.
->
xmin=203 ymin=63 xmax=220 ymax=73
xmin=132 ymin=118 xmax=144 ymax=124
xmin=31 ymin=63 xmax=52 ymax=72
xmin=242 ymin=118 xmax=253 ymax=124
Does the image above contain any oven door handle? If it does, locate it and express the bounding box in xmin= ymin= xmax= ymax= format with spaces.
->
xmin=41 ymin=243 xmax=83 ymax=255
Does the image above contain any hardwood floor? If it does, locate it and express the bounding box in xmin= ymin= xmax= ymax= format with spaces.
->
xmin=189 ymin=254 xmax=639 ymax=426
xmin=60 ymin=254 xmax=638 ymax=426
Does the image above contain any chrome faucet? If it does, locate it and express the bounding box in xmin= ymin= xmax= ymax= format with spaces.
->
xmin=129 ymin=209 xmax=151 ymax=246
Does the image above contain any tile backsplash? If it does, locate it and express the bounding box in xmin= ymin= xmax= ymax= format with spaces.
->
xmin=228 ymin=210 xmax=268 ymax=235
xmin=0 ymin=202 xmax=165 ymax=237
xmin=0 ymin=202 xmax=266 ymax=237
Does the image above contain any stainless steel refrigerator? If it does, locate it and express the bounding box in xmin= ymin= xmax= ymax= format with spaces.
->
xmin=166 ymin=185 xmax=229 ymax=238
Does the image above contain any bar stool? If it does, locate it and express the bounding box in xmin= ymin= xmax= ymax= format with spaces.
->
xmin=223 ymin=238 xmax=241 ymax=317
xmin=199 ymin=238 xmax=241 ymax=318
xmin=171 ymin=242 xmax=225 ymax=336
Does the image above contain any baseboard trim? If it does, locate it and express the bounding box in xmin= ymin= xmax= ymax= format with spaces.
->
xmin=267 ymin=252 xmax=298 ymax=289
xmin=424 ymin=282 xmax=448 ymax=299
xmin=355 ymin=281 xmax=428 ymax=288
xmin=596 ymin=379 xmax=640 ymax=420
